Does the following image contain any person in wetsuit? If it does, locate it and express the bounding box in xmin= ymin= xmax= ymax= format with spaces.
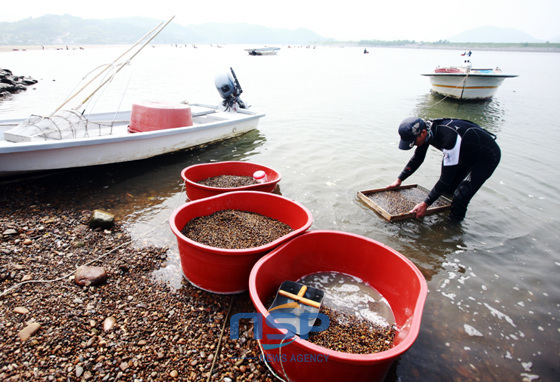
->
xmin=389 ymin=117 xmax=501 ymax=222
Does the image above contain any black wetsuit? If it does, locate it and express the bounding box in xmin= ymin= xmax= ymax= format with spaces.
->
xmin=398 ymin=119 xmax=501 ymax=221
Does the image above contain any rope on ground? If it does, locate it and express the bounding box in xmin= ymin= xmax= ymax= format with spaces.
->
xmin=256 ymin=338 xmax=290 ymax=382
xmin=0 ymin=182 xmax=187 ymax=299
xmin=207 ymin=294 xmax=235 ymax=381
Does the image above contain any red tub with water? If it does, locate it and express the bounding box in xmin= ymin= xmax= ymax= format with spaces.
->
xmin=169 ymin=191 xmax=312 ymax=294
xmin=249 ymin=230 xmax=427 ymax=382
xmin=181 ymin=161 xmax=281 ymax=201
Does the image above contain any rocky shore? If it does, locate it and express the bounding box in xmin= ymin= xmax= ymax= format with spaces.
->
xmin=0 ymin=181 xmax=274 ymax=381
xmin=0 ymin=68 xmax=38 ymax=97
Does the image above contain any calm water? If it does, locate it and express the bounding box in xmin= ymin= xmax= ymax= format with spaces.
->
xmin=298 ymin=271 xmax=395 ymax=327
xmin=1 ymin=45 xmax=559 ymax=381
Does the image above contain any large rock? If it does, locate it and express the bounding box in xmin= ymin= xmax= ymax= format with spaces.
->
xmin=18 ymin=322 xmax=41 ymax=341
xmin=74 ymin=266 xmax=108 ymax=286
xmin=0 ymin=68 xmax=38 ymax=96
xmin=88 ymin=209 xmax=115 ymax=229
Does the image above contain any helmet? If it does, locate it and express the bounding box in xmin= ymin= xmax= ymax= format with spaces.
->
xmin=398 ymin=117 xmax=425 ymax=150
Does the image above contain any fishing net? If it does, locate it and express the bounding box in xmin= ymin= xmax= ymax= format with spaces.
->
xmin=4 ymin=110 xmax=115 ymax=143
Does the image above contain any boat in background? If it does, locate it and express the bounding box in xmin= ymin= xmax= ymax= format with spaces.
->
xmin=421 ymin=59 xmax=518 ymax=100
xmin=245 ymin=47 xmax=280 ymax=56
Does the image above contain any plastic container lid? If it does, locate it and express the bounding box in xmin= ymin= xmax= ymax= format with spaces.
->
xmin=253 ymin=170 xmax=266 ymax=181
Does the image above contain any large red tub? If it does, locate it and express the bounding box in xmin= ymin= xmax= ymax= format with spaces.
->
xmin=249 ymin=230 xmax=427 ymax=382
xmin=169 ymin=191 xmax=312 ymax=294
xmin=181 ymin=161 xmax=281 ymax=201
xmin=129 ymin=101 xmax=193 ymax=133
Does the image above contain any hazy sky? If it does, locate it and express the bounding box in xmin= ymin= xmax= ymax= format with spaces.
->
xmin=2 ymin=0 xmax=559 ymax=42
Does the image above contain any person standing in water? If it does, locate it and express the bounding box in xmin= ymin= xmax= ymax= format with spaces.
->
xmin=389 ymin=117 xmax=501 ymax=222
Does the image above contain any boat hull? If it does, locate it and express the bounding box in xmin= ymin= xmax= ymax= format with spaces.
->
xmin=0 ymin=105 xmax=264 ymax=177
xmin=422 ymin=73 xmax=516 ymax=100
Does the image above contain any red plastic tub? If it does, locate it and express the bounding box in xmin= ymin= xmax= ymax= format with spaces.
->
xmin=169 ymin=191 xmax=312 ymax=294
xmin=249 ymin=230 xmax=427 ymax=382
xmin=128 ymin=101 xmax=193 ymax=133
xmin=181 ymin=161 xmax=281 ymax=201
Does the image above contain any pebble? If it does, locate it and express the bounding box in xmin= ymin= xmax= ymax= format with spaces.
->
xmin=0 ymin=178 xmax=274 ymax=381
xmin=103 ymin=316 xmax=116 ymax=331
xmin=181 ymin=209 xmax=293 ymax=249
xmin=17 ymin=322 xmax=41 ymax=341
xmin=308 ymin=306 xmax=396 ymax=354
xmin=366 ymin=187 xmax=449 ymax=216
xmin=75 ymin=265 xmax=108 ymax=286
xmin=13 ymin=306 xmax=29 ymax=314
xmin=197 ymin=175 xmax=257 ymax=188
xmin=87 ymin=337 xmax=96 ymax=347
xmin=88 ymin=209 xmax=115 ymax=229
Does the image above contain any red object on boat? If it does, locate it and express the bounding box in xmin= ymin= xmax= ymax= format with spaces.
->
xmin=181 ymin=161 xmax=281 ymax=201
xmin=434 ymin=67 xmax=463 ymax=73
xmin=128 ymin=101 xmax=193 ymax=133
xmin=249 ymin=230 xmax=428 ymax=382
xmin=169 ymin=191 xmax=313 ymax=294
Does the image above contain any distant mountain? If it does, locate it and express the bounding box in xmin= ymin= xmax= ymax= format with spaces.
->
xmin=0 ymin=15 xmax=331 ymax=45
xmin=447 ymin=26 xmax=541 ymax=43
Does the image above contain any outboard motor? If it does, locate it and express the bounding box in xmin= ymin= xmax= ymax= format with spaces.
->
xmin=214 ymin=67 xmax=246 ymax=111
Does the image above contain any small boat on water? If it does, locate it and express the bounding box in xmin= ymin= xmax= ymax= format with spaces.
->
xmin=245 ymin=47 xmax=280 ymax=56
xmin=421 ymin=59 xmax=518 ymax=100
xmin=0 ymin=101 xmax=264 ymax=178
xmin=0 ymin=27 xmax=264 ymax=179
xmin=0 ymin=18 xmax=265 ymax=179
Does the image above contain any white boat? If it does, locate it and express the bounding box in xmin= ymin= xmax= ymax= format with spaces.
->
xmin=0 ymin=69 xmax=265 ymax=178
xmin=0 ymin=104 xmax=264 ymax=178
xmin=421 ymin=60 xmax=518 ymax=100
xmin=245 ymin=47 xmax=280 ymax=56
xmin=0 ymin=17 xmax=265 ymax=179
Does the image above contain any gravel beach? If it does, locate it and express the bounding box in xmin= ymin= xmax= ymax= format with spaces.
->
xmin=0 ymin=179 xmax=275 ymax=381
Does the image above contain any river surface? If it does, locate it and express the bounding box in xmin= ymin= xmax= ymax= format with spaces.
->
xmin=1 ymin=45 xmax=559 ymax=381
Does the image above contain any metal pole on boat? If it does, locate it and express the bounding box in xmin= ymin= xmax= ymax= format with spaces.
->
xmin=48 ymin=16 xmax=175 ymax=117
xmin=230 ymin=67 xmax=243 ymax=95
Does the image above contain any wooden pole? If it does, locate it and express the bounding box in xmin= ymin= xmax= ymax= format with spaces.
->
xmin=49 ymin=16 xmax=175 ymax=117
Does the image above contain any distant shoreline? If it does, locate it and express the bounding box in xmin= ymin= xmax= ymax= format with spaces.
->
xmin=0 ymin=45 xmax=128 ymax=53
xmin=394 ymin=44 xmax=560 ymax=53
xmin=330 ymin=42 xmax=560 ymax=53
xmin=1 ymin=43 xmax=559 ymax=54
